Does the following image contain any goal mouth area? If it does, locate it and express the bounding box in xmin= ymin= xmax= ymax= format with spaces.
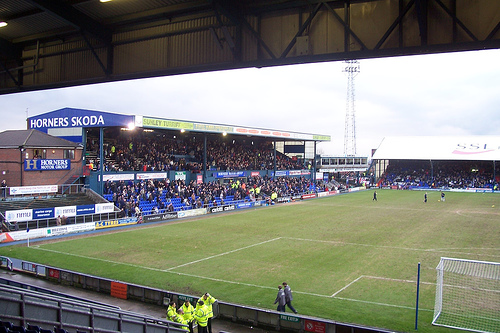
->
xmin=433 ymin=257 xmax=500 ymax=333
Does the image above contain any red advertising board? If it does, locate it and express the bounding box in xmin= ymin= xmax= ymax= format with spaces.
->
xmin=111 ymin=281 xmax=128 ymax=299
xmin=304 ymin=319 xmax=326 ymax=333
xmin=48 ymin=268 xmax=60 ymax=279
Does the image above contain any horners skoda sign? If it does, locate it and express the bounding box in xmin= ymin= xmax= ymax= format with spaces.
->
xmin=28 ymin=108 xmax=135 ymax=143
xmin=30 ymin=114 xmax=105 ymax=128
xmin=29 ymin=108 xmax=133 ymax=129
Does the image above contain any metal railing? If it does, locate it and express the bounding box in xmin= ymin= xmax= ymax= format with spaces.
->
xmin=1 ymin=184 xmax=86 ymax=200
xmin=0 ymin=283 xmax=186 ymax=333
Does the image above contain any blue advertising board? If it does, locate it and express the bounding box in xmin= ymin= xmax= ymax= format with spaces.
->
xmin=214 ymin=171 xmax=246 ymax=178
xmin=25 ymin=159 xmax=71 ymax=171
xmin=76 ymin=205 xmax=95 ymax=215
xmin=33 ymin=208 xmax=55 ymax=219
xmin=28 ymin=108 xmax=135 ymax=142
xmin=29 ymin=108 xmax=134 ymax=129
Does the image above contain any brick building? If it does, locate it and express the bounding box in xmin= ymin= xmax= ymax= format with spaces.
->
xmin=0 ymin=129 xmax=83 ymax=187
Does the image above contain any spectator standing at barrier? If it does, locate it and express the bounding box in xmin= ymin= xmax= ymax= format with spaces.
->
xmin=274 ymin=285 xmax=286 ymax=312
xmin=56 ymin=215 xmax=62 ymax=226
xmin=1 ymin=179 xmax=6 ymax=200
xmin=198 ymin=293 xmax=216 ymax=333
xmin=194 ymin=300 xmax=208 ymax=333
xmin=283 ymin=282 xmax=297 ymax=314
xmin=181 ymin=300 xmax=195 ymax=333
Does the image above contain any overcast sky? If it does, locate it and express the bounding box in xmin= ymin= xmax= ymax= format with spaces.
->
xmin=1 ymin=48 xmax=499 ymax=157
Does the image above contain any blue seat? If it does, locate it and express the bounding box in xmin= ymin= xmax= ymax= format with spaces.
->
xmin=11 ymin=325 xmax=26 ymax=333
xmin=27 ymin=325 xmax=40 ymax=332
xmin=54 ymin=328 xmax=70 ymax=333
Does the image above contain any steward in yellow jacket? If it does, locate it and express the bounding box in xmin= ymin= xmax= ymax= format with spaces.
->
xmin=167 ymin=301 xmax=177 ymax=321
xmin=174 ymin=308 xmax=189 ymax=331
xmin=194 ymin=300 xmax=208 ymax=333
xmin=181 ymin=300 xmax=195 ymax=333
xmin=197 ymin=293 xmax=216 ymax=333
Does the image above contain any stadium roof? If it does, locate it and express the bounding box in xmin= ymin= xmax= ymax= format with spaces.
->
xmin=372 ymin=136 xmax=500 ymax=161
xmin=28 ymin=107 xmax=331 ymax=143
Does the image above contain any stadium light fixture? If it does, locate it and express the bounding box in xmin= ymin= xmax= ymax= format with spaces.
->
xmin=100 ymin=0 xmax=113 ymax=2
xmin=222 ymin=132 xmax=227 ymax=136
xmin=127 ymin=122 xmax=135 ymax=130
xmin=0 ymin=22 xmax=8 ymax=28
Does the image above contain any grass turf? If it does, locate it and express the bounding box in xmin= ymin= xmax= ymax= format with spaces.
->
xmin=1 ymin=189 xmax=499 ymax=333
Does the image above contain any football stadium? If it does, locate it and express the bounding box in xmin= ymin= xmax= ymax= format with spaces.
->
xmin=0 ymin=107 xmax=499 ymax=333
xmin=1 ymin=1 xmax=500 ymax=333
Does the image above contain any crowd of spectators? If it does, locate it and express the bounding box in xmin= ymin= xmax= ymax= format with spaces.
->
xmin=104 ymin=175 xmax=327 ymax=217
xmin=87 ymin=131 xmax=306 ymax=173
xmin=379 ymin=160 xmax=499 ymax=189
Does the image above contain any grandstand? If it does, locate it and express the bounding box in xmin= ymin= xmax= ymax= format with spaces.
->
xmin=371 ymin=136 xmax=500 ymax=191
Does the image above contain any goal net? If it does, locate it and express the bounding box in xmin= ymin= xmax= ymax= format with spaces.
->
xmin=433 ymin=257 xmax=500 ymax=333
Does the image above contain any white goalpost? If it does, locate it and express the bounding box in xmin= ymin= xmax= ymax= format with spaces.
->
xmin=433 ymin=257 xmax=500 ymax=333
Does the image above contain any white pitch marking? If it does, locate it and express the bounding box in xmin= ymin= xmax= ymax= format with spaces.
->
xmin=30 ymin=246 xmax=166 ymax=272
xmin=282 ymin=236 xmax=500 ymax=257
xmin=166 ymin=237 xmax=282 ymax=271
xmin=334 ymin=296 xmax=433 ymax=312
xmin=29 ymin=245 xmax=434 ymax=312
xmin=332 ymin=276 xmax=364 ymax=297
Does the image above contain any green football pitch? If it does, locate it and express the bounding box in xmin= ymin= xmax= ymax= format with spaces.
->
xmin=1 ymin=189 xmax=499 ymax=333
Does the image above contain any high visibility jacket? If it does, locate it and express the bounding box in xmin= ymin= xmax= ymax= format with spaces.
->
xmin=175 ymin=313 xmax=189 ymax=331
xmin=181 ymin=303 xmax=195 ymax=322
xmin=167 ymin=305 xmax=177 ymax=321
xmin=198 ymin=294 xmax=216 ymax=318
xmin=194 ymin=305 xmax=208 ymax=327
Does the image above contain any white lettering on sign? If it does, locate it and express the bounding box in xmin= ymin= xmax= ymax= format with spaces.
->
xmin=31 ymin=115 xmax=105 ymax=128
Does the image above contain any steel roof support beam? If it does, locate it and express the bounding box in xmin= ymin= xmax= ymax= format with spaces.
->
xmin=434 ymin=0 xmax=478 ymax=41
xmin=214 ymin=0 xmax=277 ymax=60
xmin=0 ymin=38 xmax=22 ymax=87
xmin=81 ymin=34 xmax=111 ymax=77
xmin=415 ymin=0 xmax=428 ymax=46
xmin=0 ymin=61 xmax=20 ymax=87
xmin=375 ymin=0 xmax=415 ymax=50
xmin=323 ymin=2 xmax=367 ymax=51
xmin=487 ymin=21 xmax=500 ymax=40
xmin=24 ymin=0 xmax=111 ymax=44
xmin=280 ymin=2 xmax=322 ymax=59
xmin=213 ymin=6 xmax=239 ymax=60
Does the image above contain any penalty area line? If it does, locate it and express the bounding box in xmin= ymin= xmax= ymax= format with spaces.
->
xmin=333 ymin=275 xmax=436 ymax=298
